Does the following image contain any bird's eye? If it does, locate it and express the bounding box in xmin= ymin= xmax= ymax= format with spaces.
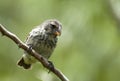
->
xmin=50 ymin=24 xmax=56 ymax=29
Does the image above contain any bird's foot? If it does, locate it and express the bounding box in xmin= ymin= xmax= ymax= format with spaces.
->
xmin=48 ymin=61 xmax=54 ymax=73
xmin=27 ymin=44 xmax=33 ymax=53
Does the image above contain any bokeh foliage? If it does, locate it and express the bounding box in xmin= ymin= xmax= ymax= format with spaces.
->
xmin=0 ymin=0 xmax=120 ymax=81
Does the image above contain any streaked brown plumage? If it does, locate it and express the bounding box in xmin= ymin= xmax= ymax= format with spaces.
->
xmin=17 ymin=19 xmax=62 ymax=69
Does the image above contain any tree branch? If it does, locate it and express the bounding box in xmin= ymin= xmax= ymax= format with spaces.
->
xmin=0 ymin=24 xmax=69 ymax=81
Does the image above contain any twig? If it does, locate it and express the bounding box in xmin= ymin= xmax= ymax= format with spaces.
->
xmin=0 ymin=24 xmax=69 ymax=81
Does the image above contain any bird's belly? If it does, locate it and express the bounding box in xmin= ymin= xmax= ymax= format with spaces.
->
xmin=34 ymin=41 xmax=55 ymax=59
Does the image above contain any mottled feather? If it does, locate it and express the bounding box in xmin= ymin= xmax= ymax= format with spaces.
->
xmin=17 ymin=19 xmax=62 ymax=69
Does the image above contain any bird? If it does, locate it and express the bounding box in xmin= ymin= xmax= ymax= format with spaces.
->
xmin=17 ymin=19 xmax=62 ymax=69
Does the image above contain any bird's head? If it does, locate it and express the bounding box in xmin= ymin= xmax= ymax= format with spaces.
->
xmin=42 ymin=19 xmax=62 ymax=37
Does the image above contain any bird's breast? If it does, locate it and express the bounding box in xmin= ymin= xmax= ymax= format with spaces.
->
xmin=32 ymin=35 xmax=57 ymax=58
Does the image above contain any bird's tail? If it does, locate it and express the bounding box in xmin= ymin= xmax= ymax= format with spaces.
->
xmin=17 ymin=57 xmax=31 ymax=69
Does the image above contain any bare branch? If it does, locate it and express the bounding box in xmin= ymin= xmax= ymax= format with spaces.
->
xmin=0 ymin=24 xmax=69 ymax=81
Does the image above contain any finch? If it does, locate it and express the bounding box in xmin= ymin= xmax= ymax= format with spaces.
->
xmin=17 ymin=19 xmax=62 ymax=69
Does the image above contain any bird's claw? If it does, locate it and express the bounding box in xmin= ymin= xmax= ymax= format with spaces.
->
xmin=27 ymin=44 xmax=33 ymax=52
xmin=48 ymin=61 xmax=54 ymax=73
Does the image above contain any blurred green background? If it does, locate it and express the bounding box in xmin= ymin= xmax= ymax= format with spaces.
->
xmin=0 ymin=0 xmax=120 ymax=81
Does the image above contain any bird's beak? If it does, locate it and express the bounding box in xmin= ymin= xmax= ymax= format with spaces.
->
xmin=54 ymin=31 xmax=61 ymax=36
